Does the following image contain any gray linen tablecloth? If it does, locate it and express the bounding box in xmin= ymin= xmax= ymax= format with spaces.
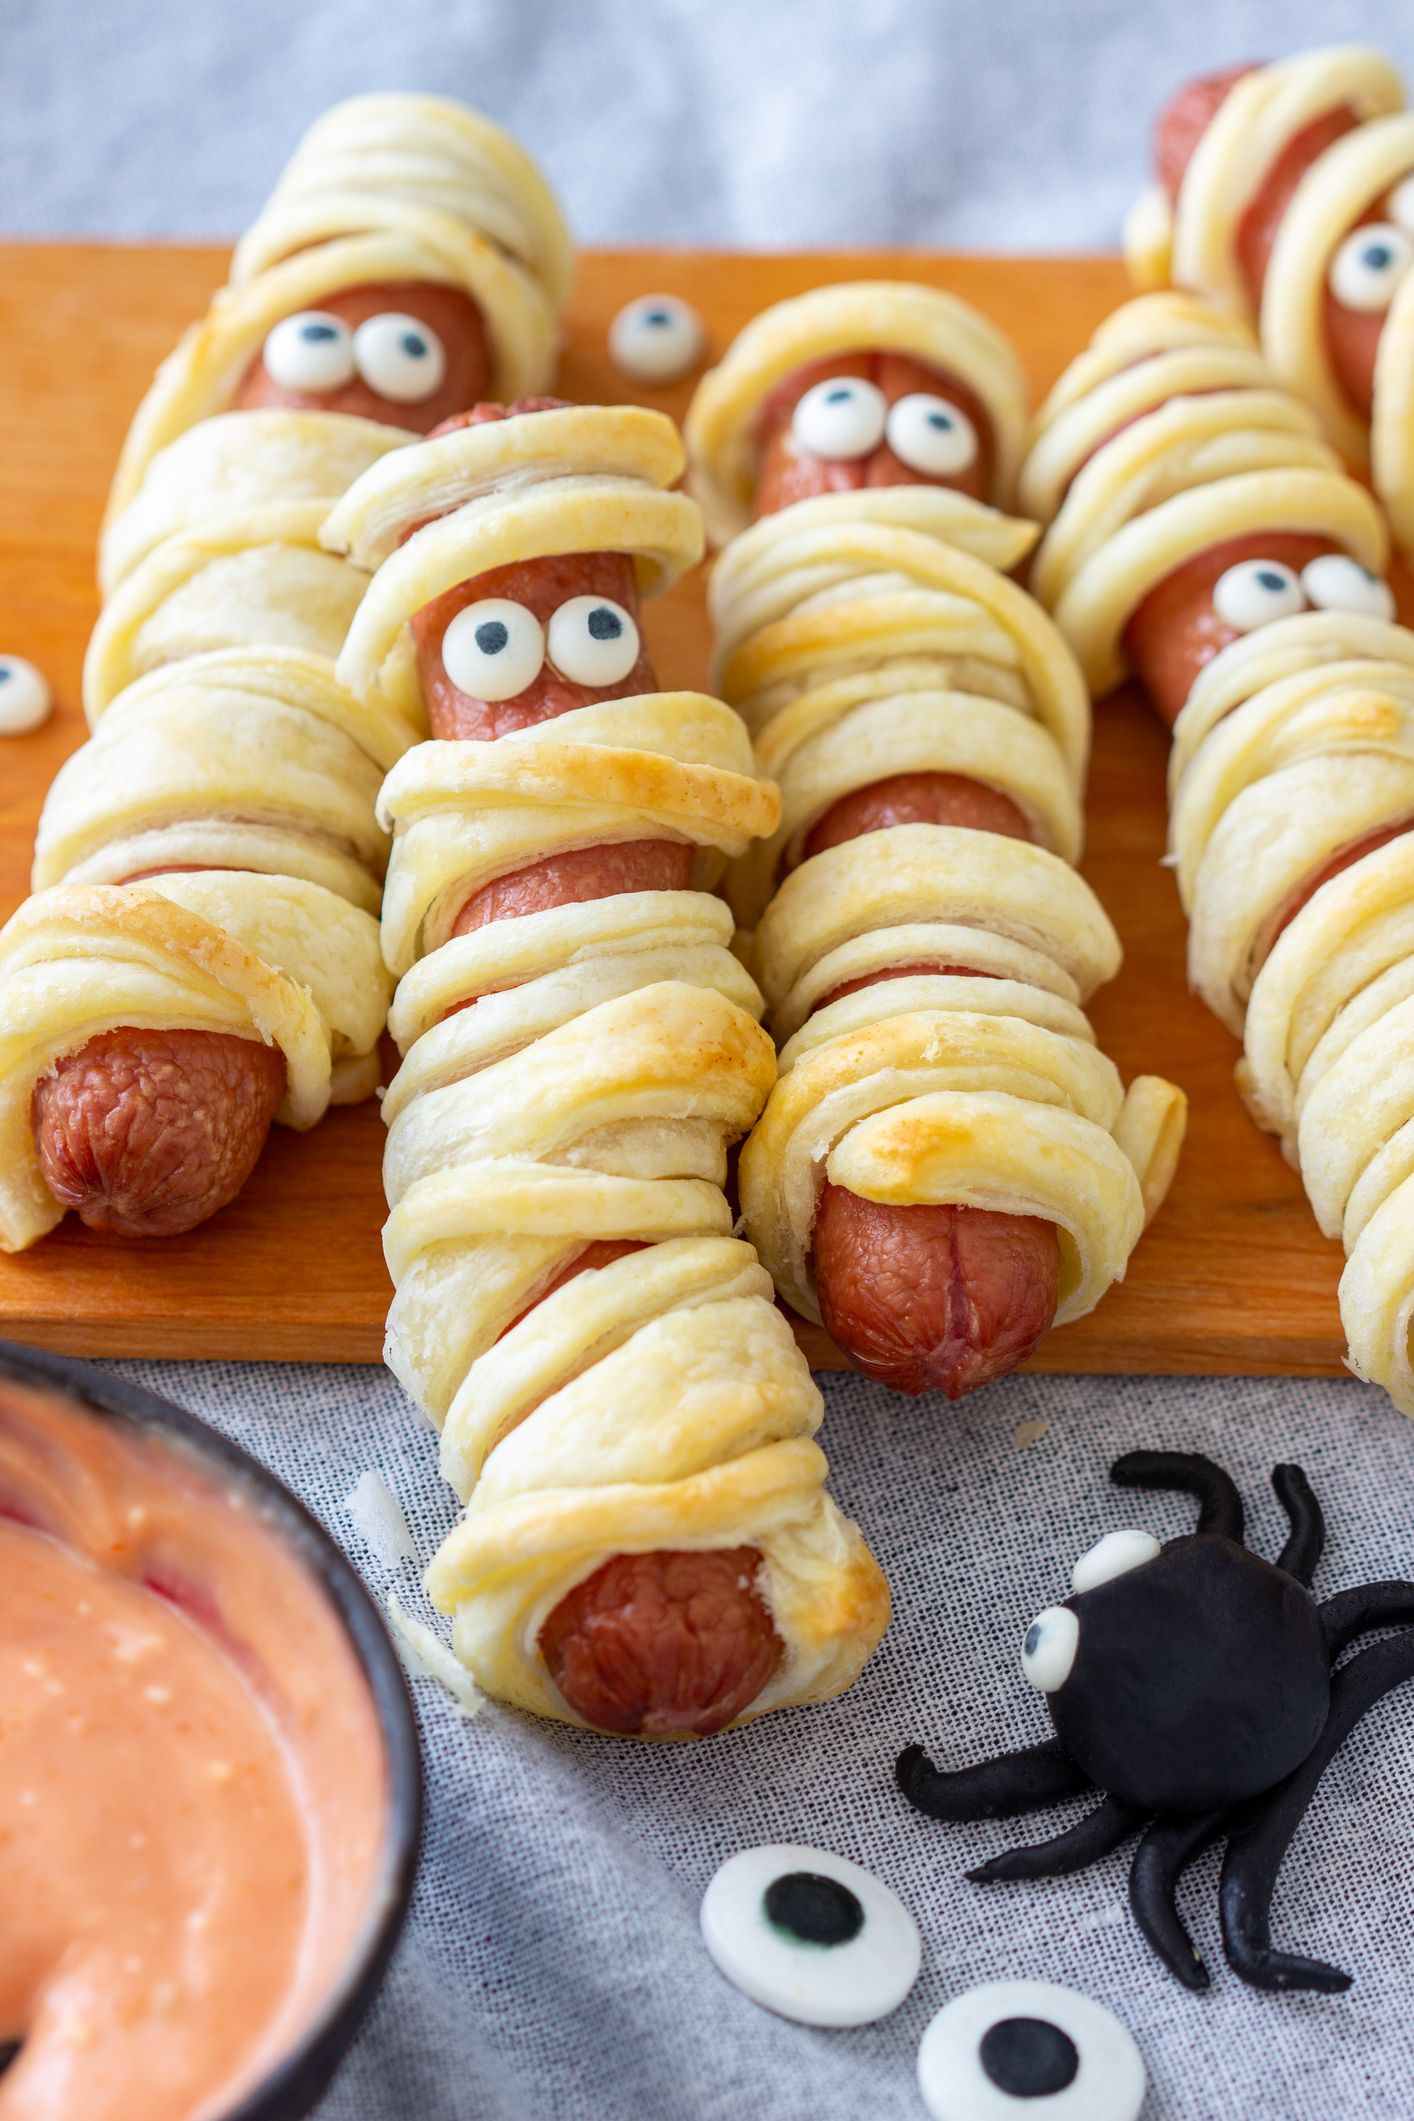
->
xmin=9 ymin=2 xmax=1414 ymax=2113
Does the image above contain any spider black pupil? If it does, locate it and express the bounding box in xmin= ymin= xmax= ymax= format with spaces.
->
xmin=302 ymin=322 xmax=339 ymax=341
xmin=587 ymin=607 xmax=622 ymax=641
xmin=978 ymin=2017 xmax=1080 ymax=2097
xmin=1257 ymin=570 xmax=1288 ymax=592
xmin=475 ymin=621 xmax=509 ymax=655
xmin=762 ymin=1872 xmax=864 ymax=1946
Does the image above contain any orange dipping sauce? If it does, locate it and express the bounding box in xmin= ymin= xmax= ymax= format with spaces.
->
xmin=0 ymin=1381 xmax=394 ymax=2121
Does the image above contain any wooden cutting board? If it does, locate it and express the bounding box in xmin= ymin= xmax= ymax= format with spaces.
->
xmin=0 ymin=242 xmax=1385 ymax=1371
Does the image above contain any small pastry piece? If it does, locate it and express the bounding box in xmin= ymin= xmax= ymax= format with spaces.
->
xmin=917 ymin=1981 xmax=1146 ymax=2121
xmin=0 ymin=655 xmax=53 ymax=735
xmin=700 ymin=1844 xmax=920 ymax=2026
xmin=898 ymin=1449 xmax=1414 ymax=1995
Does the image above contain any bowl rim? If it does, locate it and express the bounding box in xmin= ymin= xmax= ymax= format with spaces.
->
xmin=0 ymin=1337 xmax=423 ymax=2121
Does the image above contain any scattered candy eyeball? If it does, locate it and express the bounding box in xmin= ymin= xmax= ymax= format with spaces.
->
xmin=791 ymin=376 xmax=888 ymax=461
xmin=1020 ymin=1606 xmax=1078 ymax=1693
xmin=1390 ymin=172 xmax=1414 ymax=239
xmin=917 ymin=1980 xmax=1146 ymax=2121
xmin=441 ymin=598 xmax=545 ymax=701
xmin=546 ymin=595 xmax=641 ymax=687
xmin=1300 ymin=552 xmax=1397 ymax=622
xmin=885 ymin=392 xmax=979 ymax=478
xmin=262 ymin=311 xmax=357 ymax=393
xmin=608 ymin=294 xmax=705 ymax=385
xmin=1071 ymin=1529 xmax=1161 ymax=1596
xmin=1329 ymin=222 xmax=1414 ymax=313
xmin=700 ymin=1843 xmax=920 ymax=2027
xmin=352 ymin=313 xmax=448 ymax=404
xmin=0 ymin=655 xmax=53 ymax=735
xmin=1212 ymin=557 xmax=1308 ymax=633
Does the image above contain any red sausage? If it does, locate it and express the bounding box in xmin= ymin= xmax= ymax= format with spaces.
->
xmin=800 ymin=771 xmax=1031 ymax=863
xmin=1255 ymin=818 xmax=1414 ymax=968
xmin=753 ymin=350 xmax=996 ymax=516
xmin=818 ymin=961 xmax=996 ymax=1009
xmin=450 ymin=841 xmax=694 ymax=936
xmin=234 ymin=280 xmax=493 ymax=432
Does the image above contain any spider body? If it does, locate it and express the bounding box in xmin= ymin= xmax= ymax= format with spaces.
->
xmin=897 ymin=1451 xmax=1414 ymax=1993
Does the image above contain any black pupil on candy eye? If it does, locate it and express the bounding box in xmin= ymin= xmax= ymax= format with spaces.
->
xmin=978 ymin=2017 xmax=1080 ymax=2098
xmin=927 ymin=411 xmax=953 ymax=429
xmin=587 ymin=607 xmax=622 ymax=642
xmin=1257 ymin=570 xmax=1289 ymax=593
xmin=474 ymin=621 xmax=509 ymax=656
xmin=763 ymin=1871 xmax=864 ymax=1946
xmin=1024 ymin=1622 xmax=1043 ymax=1656
xmin=401 ymin=333 xmax=427 ymax=357
xmin=302 ymin=322 xmax=339 ymax=341
xmin=825 ymin=387 xmax=853 ymax=404
xmin=0 ymin=668 xmax=11 ymax=683
xmin=646 ymin=310 xmax=671 ymax=326
xmin=1366 ymin=243 xmax=1393 ymax=269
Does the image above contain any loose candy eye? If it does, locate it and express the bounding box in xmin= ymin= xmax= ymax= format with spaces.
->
xmin=1071 ymin=1529 xmax=1161 ymax=1595
xmin=885 ymin=392 xmax=979 ymax=477
xmin=608 ymin=294 xmax=705 ymax=384
xmin=0 ymin=655 xmax=53 ymax=735
xmin=1021 ymin=1606 xmax=1078 ymax=1693
xmin=1300 ymin=553 xmax=1397 ymax=622
xmin=352 ymin=313 xmax=448 ymax=404
xmin=790 ymin=376 xmax=888 ymax=461
xmin=1329 ymin=222 xmax=1414 ymax=312
xmin=700 ymin=1842 xmax=921 ymax=2027
xmin=262 ymin=311 xmax=357 ymax=393
xmin=546 ymin=595 xmax=642 ymax=687
xmin=917 ymin=1979 xmax=1147 ymax=2121
xmin=440 ymin=599 xmax=545 ymax=701
xmin=1212 ymin=558 xmax=1308 ymax=633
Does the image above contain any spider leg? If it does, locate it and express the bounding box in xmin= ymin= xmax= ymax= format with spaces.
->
xmin=1220 ymin=1630 xmax=1414 ymax=1993
xmin=1129 ymin=1808 xmax=1228 ymax=1992
xmin=968 ymin=1795 xmax=1146 ymax=1882
xmin=896 ymin=1737 xmax=1090 ymax=1822
xmin=1272 ymin=1464 xmax=1323 ymax=1583
xmin=1111 ymin=1450 xmax=1244 ymax=1543
xmin=1320 ymin=1580 xmax=1414 ymax=1658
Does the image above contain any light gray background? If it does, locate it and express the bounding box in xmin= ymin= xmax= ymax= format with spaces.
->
xmin=8 ymin=3 xmax=1414 ymax=2117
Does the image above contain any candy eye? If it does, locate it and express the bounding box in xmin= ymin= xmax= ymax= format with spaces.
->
xmin=1212 ymin=558 xmax=1308 ymax=633
xmin=0 ymin=654 xmax=53 ymax=735
xmin=1071 ymin=1529 xmax=1160 ymax=1595
xmin=1329 ymin=222 xmax=1414 ymax=312
xmin=1300 ymin=552 xmax=1397 ymax=621
xmin=885 ymin=392 xmax=979 ymax=477
xmin=1390 ymin=173 xmax=1414 ymax=237
xmin=440 ymin=599 xmax=545 ymax=701
xmin=262 ymin=311 xmax=357 ymax=393
xmin=546 ymin=595 xmax=642 ymax=688
xmin=917 ymin=1979 xmax=1147 ymax=2121
xmin=608 ymin=294 xmax=705 ymax=384
xmin=1020 ymin=1606 xmax=1078 ymax=1693
xmin=790 ymin=376 xmax=888 ymax=461
xmin=352 ymin=313 xmax=448 ymax=404
xmin=700 ymin=1843 xmax=920 ymax=2028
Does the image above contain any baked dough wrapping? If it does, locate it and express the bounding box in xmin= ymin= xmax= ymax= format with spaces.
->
xmin=326 ymin=401 xmax=890 ymax=1731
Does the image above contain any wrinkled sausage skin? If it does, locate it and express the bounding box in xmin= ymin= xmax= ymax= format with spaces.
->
xmin=32 ymin=1028 xmax=286 ymax=1239
xmin=538 ymin=1546 xmax=782 ymax=1736
xmin=234 ymin=280 xmax=493 ymax=431
xmin=753 ymin=350 xmax=995 ymax=515
xmin=801 ymin=771 xmax=1031 ymax=863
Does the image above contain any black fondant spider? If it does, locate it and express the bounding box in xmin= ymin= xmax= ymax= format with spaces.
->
xmin=896 ymin=1450 xmax=1414 ymax=1993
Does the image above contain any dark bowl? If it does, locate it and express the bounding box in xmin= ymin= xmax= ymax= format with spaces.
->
xmin=0 ymin=1338 xmax=422 ymax=2121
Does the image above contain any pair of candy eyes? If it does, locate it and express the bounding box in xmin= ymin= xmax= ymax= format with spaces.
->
xmin=1213 ymin=552 xmax=1395 ymax=632
xmin=1020 ymin=1527 xmax=1161 ymax=1694
xmin=262 ymin=309 xmax=447 ymax=403
xmin=1329 ymin=175 xmax=1414 ymax=312
xmin=789 ymin=376 xmax=979 ymax=476
xmin=441 ymin=594 xmax=640 ymax=700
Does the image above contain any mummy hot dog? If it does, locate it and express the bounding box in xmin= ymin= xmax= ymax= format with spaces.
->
xmin=1021 ymin=293 xmax=1414 ymax=1415
xmin=684 ymin=284 xmax=1185 ymax=1398
xmin=318 ymin=401 xmax=890 ymax=1736
xmin=1126 ymin=46 xmax=1414 ymax=553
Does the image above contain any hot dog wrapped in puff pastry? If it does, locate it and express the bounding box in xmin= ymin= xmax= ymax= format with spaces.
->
xmin=1021 ymin=291 xmax=1414 ymax=1416
xmin=685 ymin=283 xmax=1185 ymax=1400
xmin=320 ymin=399 xmax=889 ymax=1737
xmin=1126 ymin=45 xmax=1414 ymax=554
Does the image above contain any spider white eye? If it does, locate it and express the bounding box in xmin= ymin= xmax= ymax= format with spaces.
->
xmin=1329 ymin=222 xmax=1414 ymax=313
xmin=1021 ymin=1606 xmax=1078 ymax=1693
xmin=1212 ymin=558 xmax=1308 ymax=634
xmin=1390 ymin=173 xmax=1414 ymax=237
xmin=545 ymin=595 xmax=642 ymax=688
xmin=790 ymin=376 xmax=888 ymax=461
xmin=700 ymin=1843 xmax=920 ymax=2028
xmin=1299 ymin=552 xmax=1397 ymax=622
xmin=917 ymin=1979 xmax=1147 ymax=2121
xmin=608 ymin=294 xmax=705 ymax=384
xmin=0 ymin=655 xmax=53 ymax=735
xmin=352 ymin=313 xmax=448 ymax=404
xmin=262 ymin=311 xmax=357 ymax=393
xmin=440 ymin=599 xmax=545 ymax=702
xmin=885 ymin=392 xmax=979 ymax=477
xmin=1071 ymin=1529 xmax=1161 ymax=1596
